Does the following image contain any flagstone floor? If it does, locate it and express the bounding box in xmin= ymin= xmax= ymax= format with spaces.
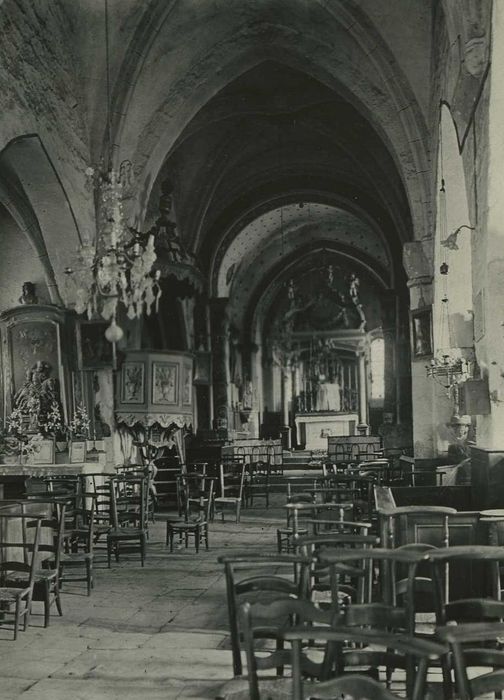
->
xmin=0 ymin=502 xmax=285 ymax=700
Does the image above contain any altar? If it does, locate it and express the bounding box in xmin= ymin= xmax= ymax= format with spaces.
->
xmin=295 ymin=412 xmax=359 ymax=450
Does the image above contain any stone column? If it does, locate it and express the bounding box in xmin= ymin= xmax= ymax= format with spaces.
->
xmin=281 ymin=369 xmax=291 ymax=448
xmin=357 ymin=351 xmax=368 ymax=426
xmin=209 ymin=298 xmax=230 ymax=431
xmin=403 ymin=241 xmax=447 ymax=457
xmin=380 ymin=291 xmax=398 ymax=418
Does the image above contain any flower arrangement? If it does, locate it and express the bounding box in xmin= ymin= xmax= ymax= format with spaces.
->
xmin=68 ymin=404 xmax=91 ymax=440
xmin=20 ymin=433 xmax=44 ymax=461
xmin=39 ymin=401 xmax=65 ymax=439
xmin=7 ymin=407 xmax=26 ymax=438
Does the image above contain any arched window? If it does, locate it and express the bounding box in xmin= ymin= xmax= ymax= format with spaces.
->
xmin=370 ymin=336 xmax=385 ymax=403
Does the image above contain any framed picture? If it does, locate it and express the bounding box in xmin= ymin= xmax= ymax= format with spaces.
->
xmin=69 ymin=440 xmax=87 ymax=464
xmin=152 ymin=362 xmax=178 ymax=405
xmin=410 ymin=306 xmax=433 ymax=358
xmin=182 ymin=363 xmax=192 ymax=406
xmin=76 ymin=320 xmax=114 ymax=370
xmin=121 ymin=361 xmax=145 ymax=404
xmin=31 ymin=439 xmax=55 ymax=465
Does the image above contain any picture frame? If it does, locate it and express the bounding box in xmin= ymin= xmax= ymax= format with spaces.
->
xmin=76 ymin=320 xmax=114 ymax=370
xmin=410 ymin=306 xmax=433 ymax=358
xmin=31 ymin=438 xmax=55 ymax=465
xmin=152 ymin=361 xmax=178 ymax=405
xmin=69 ymin=440 xmax=87 ymax=464
xmin=121 ymin=361 xmax=145 ymax=404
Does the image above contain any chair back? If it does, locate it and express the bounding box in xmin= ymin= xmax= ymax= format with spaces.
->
xmin=241 ymin=598 xmax=339 ymax=700
xmin=298 ymin=533 xmax=378 ymax=605
xmin=219 ymin=462 xmax=245 ymax=501
xmin=437 ymin=621 xmax=504 ymax=700
xmin=218 ymin=552 xmax=311 ymax=676
xmin=285 ymin=627 xmax=447 ymax=700
xmin=26 ymin=503 xmax=66 ymax=572
xmin=110 ymin=475 xmax=147 ymax=531
xmin=0 ymin=513 xmax=42 ymax=590
xmin=186 ymin=477 xmax=215 ymax=523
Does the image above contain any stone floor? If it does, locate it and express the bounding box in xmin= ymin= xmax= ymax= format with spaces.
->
xmin=0 ymin=500 xmax=285 ymax=700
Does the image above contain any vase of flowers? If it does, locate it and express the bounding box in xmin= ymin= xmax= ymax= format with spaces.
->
xmin=68 ymin=404 xmax=91 ymax=463
xmin=6 ymin=408 xmax=45 ymax=463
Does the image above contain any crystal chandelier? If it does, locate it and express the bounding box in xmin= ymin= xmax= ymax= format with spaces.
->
xmin=64 ymin=0 xmax=161 ymax=344
xmin=66 ymin=163 xmax=161 ymax=343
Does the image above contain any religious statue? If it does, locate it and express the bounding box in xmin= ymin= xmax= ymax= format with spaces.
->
xmin=315 ymin=374 xmax=341 ymax=412
xmin=19 ymin=281 xmax=38 ymax=305
xmin=348 ymin=273 xmax=366 ymax=330
xmin=151 ymin=178 xmax=183 ymax=262
xmin=13 ymin=360 xmax=63 ymax=434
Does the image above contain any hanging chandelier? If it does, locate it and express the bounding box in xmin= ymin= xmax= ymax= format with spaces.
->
xmin=425 ymin=125 xmax=473 ymax=407
xmin=64 ymin=0 xmax=160 ymax=344
xmin=66 ymin=164 xmax=161 ymax=343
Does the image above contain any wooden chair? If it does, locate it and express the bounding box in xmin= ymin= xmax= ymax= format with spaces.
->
xmin=7 ymin=502 xmax=66 ymax=627
xmin=297 ymin=533 xmax=378 ymax=606
xmin=0 ymin=513 xmax=41 ymax=639
xmin=437 ymin=621 xmax=504 ymax=700
xmin=285 ymin=627 xmax=448 ymax=700
xmin=218 ymin=597 xmax=339 ymax=700
xmin=60 ymin=504 xmax=95 ymax=595
xmin=267 ymin=444 xmax=283 ymax=476
xmin=218 ymin=552 xmax=311 ymax=676
xmin=215 ymin=463 xmax=246 ymax=523
xmin=166 ymin=477 xmax=215 ymax=552
xmin=107 ymin=476 xmax=148 ymax=567
xmin=425 ymin=545 xmax=504 ymax=616
xmin=245 ymin=461 xmax=270 ymax=508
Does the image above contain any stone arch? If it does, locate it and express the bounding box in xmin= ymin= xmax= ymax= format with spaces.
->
xmin=0 ymin=135 xmax=84 ymax=306
xmin=109 ymin=0 xmax=431 ymax=242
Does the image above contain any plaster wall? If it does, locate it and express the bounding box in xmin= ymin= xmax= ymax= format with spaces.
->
xmin=0 ymin=207 xmax=50 ymax=310
xmin=471 ymin=0 xmax=504 ymax=448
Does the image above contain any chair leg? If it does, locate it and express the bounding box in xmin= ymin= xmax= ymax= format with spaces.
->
xmin=86 ymin=560 xmax=92 ymax=596
xmin=195 ymin=526 xmax=200 ymax=553
xmin=14 ymin=598 xmax=21 ymax=640
xmin=43 ymin=581 xmax=50 ymax=627
xmin=141 ymin=534 xmax=146 ymax=567
xmin=55 ymin=580 xmax=63 ymax=616
xmin=236 ymin=502 xmax=241 ymax=523
xmin=107 ymin=538 xmax=113 ymax=568
xmin=205 ymin=524 xmax=209 ymax=551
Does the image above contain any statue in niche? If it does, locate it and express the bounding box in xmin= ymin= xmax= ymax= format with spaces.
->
xmin=19 ymin=281 xmax=38 ymax=305
xmin=150 ymin=179 xmax=183 ymax=262
xmin=242 ymin=379 xmax=254 ymax=410
xmin=13 ymin=360 xmax=62 ymax=433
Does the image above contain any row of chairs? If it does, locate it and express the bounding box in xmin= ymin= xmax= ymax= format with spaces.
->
xmin=218 ymin=539 xmax=504 ymax=700
xmin=0 ymin=469 xmax=152 ymax=638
